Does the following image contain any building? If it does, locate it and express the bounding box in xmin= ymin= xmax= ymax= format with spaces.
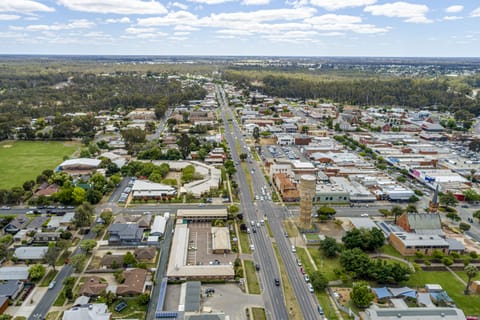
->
xmin=314 ymin=183 xmax=350 ymax=204
xmin=33 ymin=232 xmax=61 ymax=243
xmin=211 ymin=227 xmax=231 ymax=254
xmin=56 ymin=158 xmax=102 ymax=176
xmin=14 ymin=246 xmax=48 ymax=260
xmin=299 ymin=175 xmax=316 ymax=229
xmin=107 ymin=224 xmax=144 ymax=245
xmin=126 ymin=108 xmax=156 ymax=120
xmin=388 ymin=232 xmax=464 ymax=256
xmin=396 ymin=213 xmax=442 ymax=235
xmin=79 ymin=276 xmax=108 ymax=297
xmin=361 ymin=307 xmax=466 ymax=320
xmin=134 ymin=247 xmax=157 ymax=262
xmin=0 ymin=267 xmax=29 ymax=281
xmin=150 ymin=215 xmax=168 ymax=237
xmin=0 ymin=296 xmax=8 ymax=314
xmin=176 ymin=209 xmax=227 ymax=222
xmin=63 ymin=303 xmax=111 ymax=320
xmin=131 ymin=180 xmax=176 ymax=201
xmin=101 ymin=255 xmax=124 ymax=268
xmin=0 ymin=280 xmax=23 ymax=299
xmin=116 ymin=268 xmax=148 ymax=296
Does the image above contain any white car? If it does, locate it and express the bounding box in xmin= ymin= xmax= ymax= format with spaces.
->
xmin=307 ymin=283 xmax=314 ymax=293
xmin=360 ymin=213 xmax=369 ymax=217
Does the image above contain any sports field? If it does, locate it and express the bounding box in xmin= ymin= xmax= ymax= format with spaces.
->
xmin=0 ymin=140 xmax=79 ymax=189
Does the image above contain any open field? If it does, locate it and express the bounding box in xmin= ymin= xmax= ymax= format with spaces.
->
xmin=0 ymin=140 xmax=79 ymax=189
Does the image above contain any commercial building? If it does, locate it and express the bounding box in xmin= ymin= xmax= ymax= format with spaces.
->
xmin=211 ymin=227 xmax=231 ymax=254
xmin=131 ymin=179 xmax=176 ymax=201
xmin=176 ymin=209 xmax=227 ymax=222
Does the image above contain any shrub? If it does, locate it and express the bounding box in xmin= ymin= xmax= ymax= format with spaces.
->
xmin=442 ymin=257 xmax=453 ymax=266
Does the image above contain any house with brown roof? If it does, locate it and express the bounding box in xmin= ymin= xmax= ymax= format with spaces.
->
xmin=34 ymin=183 xmax=60 ymax=197
xmin=79 ymin=276 xmax=107 ymax=297
xmin=116 ymin=269 xmax=148 ymax=296
xmin=113 ymin=214 xmax=152 ymax=229
xmin=134 ymin=247 xmax=157 ymax=262
xmin=100 ymin=255 xmax=124 ymax=268
xmin=273 ymin=173 xmax=300 ymax=202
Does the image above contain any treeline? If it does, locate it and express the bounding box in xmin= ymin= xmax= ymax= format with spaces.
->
xmin=224 ymin=70 xmax=480 ymax=115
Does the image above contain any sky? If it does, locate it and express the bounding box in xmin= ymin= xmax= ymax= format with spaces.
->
xmin=0 ymin=0 xmax=479 ymax=57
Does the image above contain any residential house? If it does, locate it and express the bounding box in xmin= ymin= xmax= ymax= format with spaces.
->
xmin=14 ymin=246 xmax=48 ymax=261
xmin=79 ymin=276 xmax=108 ymax=297
xmin=107 ymin=224 xmax=144 ymax=245
xmin=0 ymin=266 xmax=29 ymax=281
xmin=116 ymin=268 xmax=148 ymax=296
xmin=33 ymin=232 xmax=61 ymax=243
xmin=114 ymin=214 xmax=152 ymax=229
xmin=100 ymin=255 xmax=124 ymax=268
xmin=134 ymin=247 xmax=157 ymax=262
xmin=62 ymin=303 xmax=111 ymax=320
xmin=34 ymin=183 xmax=60 ymax=197
xmin=0 ymin=296 xmax=8 ymax=314
xmin=46 ymin=212 xmax=74 ymax=230
xmin=4 ymin=215 xmax=29 ymax=234
xmin=0 ymin=280 xmax=23 ymax=299
xmin=26 ymin=216 xmax=49 ymax=232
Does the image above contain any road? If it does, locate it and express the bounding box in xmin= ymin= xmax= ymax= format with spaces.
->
xmin=29 ymin=228 xmax=97 ymax=320
xmin=219 ymin=85 xmax=322 ymax=319
xmin=217 ymin=86 xmax=289 ymax=320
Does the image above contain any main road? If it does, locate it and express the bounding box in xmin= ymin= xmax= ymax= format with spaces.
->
xmin=218 ymin=85 xmax=322 ymax=319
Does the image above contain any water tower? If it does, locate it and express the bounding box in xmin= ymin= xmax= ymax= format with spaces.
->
xmin=299 ymin=175 xmax=316 ymax=229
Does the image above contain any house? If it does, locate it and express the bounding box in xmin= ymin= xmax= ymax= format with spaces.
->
xmin=34 ymin=183 xmax=60 ymax=197
xmin=0 ymin=280 xmax=23 ymax=299
xmin=79 ymin=276 xmax=108 ymax=297
xmin=150 ymin=215 xmax=168 ymax=237
xmin=4 ymin=215 xmax=30 ymax=234
xmin=211 ymin=227 xmax=231 ymax=254
xmin=0 ymin=266 xmax=29 ymax=281
xmin=26 ymin=216 xmax=49 ymax=232
xmin=33 ymin=232 xmax=61 ymax=243
xmin=131 ymin=180 xmax=176 ymax=201
xmin=63 ymin=303 xmax=111 ymax=320
xmin=14 ymin=246 xmax=48 ymax=261
xmin=134 ymin=247 xmax=157 ymax=262
xmin=46 ymin=212 xmax=74 ymax=230
xmin=0 ymin=296 xmax=8 ymax=314
xmin=114 ymin=214 xmax=152 ymax=229
xmin=100 ymin=255 xmax=124 ymax=268
xmin=116 ymin=268 xmax=148 ymax=296
xmin=108 ymin=224 xmax=144 ymax=245
xmin=361 ymin=307 xmax=466 ymax=320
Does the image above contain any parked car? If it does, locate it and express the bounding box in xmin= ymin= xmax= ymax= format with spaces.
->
xmin=48 ymin=280 xmax=56 ymax=289
xmin=304 ymin=274 xmax=310 ymax=283
xmin=114 ymin=301 xmax=128 ymax=312
xmin=307 ymin=283 xmax=314 ymax=293
xmin=274 ymin=278 xmax=280 ymax=286
xmin=255 ymin=264 xmax=260 ymax=271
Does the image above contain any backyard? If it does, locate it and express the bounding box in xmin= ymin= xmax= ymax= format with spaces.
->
xmin=0 ymin=140 xmax=79 ymax=189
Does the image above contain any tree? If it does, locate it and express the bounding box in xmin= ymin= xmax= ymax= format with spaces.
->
xmin=340 ymin=248 xmax=371 ymax=279
xmin=70 ymin=253 xmax=87 ymax=272
xmin=100 ymin=210 xmax=113 ymax=224
xmin=23 ymin=180 xmax=35 ymax=192
xmin=320 ymin=236 xmax=342 ymax=258
xmin=465 ymin=265 xmax=478 ymax=294
xmin=72 ymin=187 xmax=86 ymax=205
xmin=44 ymin=244 xmax=60 ymax=271
xmin=79 ymin=240 xmax=97 ymax=253
xmin=137 ymin=293 xmax=150 ymax=305
xmin=121 ymin=128 xmax=146 ymax=148
xmin=405 ymin=204 xmax=418 ymax=213
xmin=440 ymin=191 xmax=459 ymax=207
xmin=459 ymin=222 xmax=471 ymax=232
xmin=474 ymin=210 xmax=480 ymax=222
xmin=310 ymin=271 xmax=328 ymax=291
xmin=123 ymin=252 xmax=137 ymax=267
xmin=73 ymin=202 xmax=94 ymax=228
xmin=463 ymin=189 xmax=480 ymax=202
xmin=29 ymin=264 xmax=46 ymax=281
xmin=86 ymin=189 xmax=103 ymax=204
xmin=391 ymin=205 xmax=404 ymax=224
xmin=446 ymin=211 xmax=461 ymax=222
xmin=252 ymin=126 xmax=260 ymax=142
xmin=239 ymin=153 xmax=248 ymax=161
xmin=316 ymin=206 xmax=336 ymax=221
xmin=224 ymin=160 xmax=236 ymax=177
xmin=350 ymin=282 xmax=374 ymax=308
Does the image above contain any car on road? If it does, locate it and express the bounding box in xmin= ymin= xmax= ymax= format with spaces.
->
xmin=114 ymin=301 xmax=128 ymax=312
xmin=274 ymin=278 xmax=280 ymax=286
xmin=461 ymin=204 xmax=469 ymax=208
xmin=1 ymin=206 xmax=10 ymax=210
xmin=360 ymin=213 xmax=369 ymax=217
xmin=205 ymin=288 xmax=215 ymax=294
xmin=304 ymin=274 xmax=310 ymax=283
xmin=255 ymin=264 xmax=260 ymax=271
xmin=317 ymin=305 xmax=324 ymax=315
xmin=284 ymin=231 xmax=288 ymax=238
xmin=26 ymin=210 xmax=34 ymax=214
xmin=250 ymin=244 xmax=255 ymax=251
xmin=307 ymin=283 xmax=314 ymax=293
xmin=252 ymin=228 xmax=256 ymax=233
xmin=296 ymin=258 xmax=302 ymax=266
xmin=291 ymin=245 xmax=296 ymax=253
xmin=198 ymin=203 xmax=205 ymax=207
xmin=48 ymin=280 xmax=56 ymax=289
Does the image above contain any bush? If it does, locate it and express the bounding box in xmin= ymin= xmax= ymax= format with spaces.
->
xmin=450 ymin=252 xmax=460 ymax=259
xmin=470 ymin=251 xmax=479 ymax=259
xmin=442 ymin=257 xmax=453 ymax=266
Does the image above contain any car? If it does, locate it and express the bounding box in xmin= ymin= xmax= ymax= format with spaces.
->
xmin=256 ymin=222 xmax=261 ymax=227
xmin=304 ymin=274 xmax=310 ymax=283
xmin=48 ymin=280 xmax=56 ymax=289
xmin=66 ymin=206 xmax=75 ymax=209
xmin=317 ymin=305 xmax=324 ymax=315
xmin=26 ymin=210 xmax=34 ymax=214
xmin=291 ymin=245 xmax=296 ymax=253
xmin=250 ymin=244 xmax=255 ymax=251
xmin=205 ymin=288 xmax=215 ymax=294
xmin=296 ymin=259 xmax=302 ymax=266
xmin=307 ymin=283 xmax=314 ymax=293
xmin=198 ymin=203 xmax=205 ymax=207
xmin=462 ymin=205 xmax=469 ymax=208
xmin=255 ymin=264 xmax=260 ymax=271
xmin=1 ymin=206 xmax=10 ymax=210
xmin=247 ymin=228 xmax=251 ymax=234
xmin=114 ymin=301 xmax=128 ymax=312
xmin=274 ymin=278 xmax=280 ymax=286
xmin=300 ymin=267 xmax=305 ymax=275
xmin=252 ymin=228 xmax=256 ymax=233
xmin=284 ymin=231 xmax=289 ymax=238
xmin=360 ymin=213 xmax=369 ymax=217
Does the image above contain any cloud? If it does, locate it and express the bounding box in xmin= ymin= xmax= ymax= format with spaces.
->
xmin=174 ymin=25 xmax=199 ymax=31
xmin=23 ymin=19 xmax=95 ymax=31
xmin=173 ymin=31 xmax=190 ymax=36
xmin=364 ymin=1 xmax=432 ymax=24
xmin=0 ymin=14 xmax=21 ymax=21
xmin=187 ymin=0 xmax=233 ymax=4
xmin=472 ymin=7 xmax=480 ymax=17
xmin=445 ymin=5 xmax=463 ymax=13
xmin=169 ymin=36 xmax=188 ymax=40
xmin=57 ymin=0 xmax=167 ymax=15
xmin=310 ymin=0 xmax=376 ymax=11
xmin=306 ymin=14 xmax=390 ymax=34
xmin=0 ymin=0 xmax=54 ymax=13
xmin=170 ymin=2 xmax=189 ymax=10
xmin=217 ymin=29 xmax=253 ymax=36
xmin=125 ymin=27 xmax=157 ymax=34
xmin=138 ymin=11 xmax=198 ymax=26
xmin=105 ymin=17 xmax=131 ymax=23
xmin=242 ymin=0 xmax=270 ymax=5
xmin=443 ymin=15 xmax=462 ymax=21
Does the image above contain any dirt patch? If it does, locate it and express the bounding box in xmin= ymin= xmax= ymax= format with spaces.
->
xmin=313 ymin=220 xmax=345 ymax=241
xmin=2 ymin=145 xmax=12 ymax=148
xmin=331 ymin=287 xmax=352 ymax=306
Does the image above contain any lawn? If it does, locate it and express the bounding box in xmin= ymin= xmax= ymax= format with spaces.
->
xmin=251 ymin=307 xmax=266 ymax=320
xmin=296 ymin=248 xmax=315 ymax=275
xmin=239 ymin=230 xmax=252 ymax=254
xmin=283 ymin=220 xmax=299 ymax=238
xmin=40 ymin=270 xmax=58 ymax=287
xmin=53 ymin=289 xmax=66 ymax=307
xmin=0 ymin=140 xmax=78 ymax=189
xmin=407 ymin=270 xmax=480 ymax=315
xmin=110 ymin=297 xmax=147 ymax=319
xmin=316 ymin=292 xmax=339 ymax=320
xmin=308 ymin=248 xmax=341 ymax=281
xmin=264 ymin=220 xmax=273 ymax=238
xmin=244 ymin=260 xmax=261 ymax=294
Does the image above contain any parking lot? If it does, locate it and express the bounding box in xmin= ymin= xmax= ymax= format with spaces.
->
xmin=186 ymin=222 xmax=237 ymax=266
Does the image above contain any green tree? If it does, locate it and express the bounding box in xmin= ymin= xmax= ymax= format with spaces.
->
xmin=463 ymin=189 xmax=480 ymax=202
xmin=137 ymin=293 xmax=150 ymax=305
xmin=320 ymin=236 xmax=342 ymax=258
xmin=121 ymin=128 xmax=146 ymax=148
xmin=310 ymin=271 xmax=328 ymax=291
xmin=252 ymin=126 xmax=260 ymax=142
xmin=72 ymin=187 xmax=86 ymax=205
xmin=473 ymin=210 xmax=480 ymax=222
xmin=446 ymin=211 xmax=461 ymax=222
xmin=350 ymin=282 xmax=374 ymax=308
xmin=70 ymin=253 xmax=86 ymax=272
xmin=340 ymin=248 xmax=371 ymax=279
xmin=44 ymin=244 xmax=60 ymax=271
xmin=73 ymin=202 xmax=94 ymax=228
xmin=459 ymin=222 xmax=471 ymax=232
xmin=392 ymin=205 xmax=404 ymax=223
xmin=28 ymin=264 xmax=46 ymax=281
xmin=100 ymin=210 xmax=113 ymax=224
xmin=123 ymin=252 xmax=137 ymax=266
xmin=465 ymin=265 xmax=478 ymax=294
xmin=239 ymin=153 xmax=248 ymax=161
xmin=79 ymin=239 xmax=97 ymax=253
xmin=440 ymin=191 xmax=459 ymax=207
xmin=316 ymin=206 xmax=336 ymax=221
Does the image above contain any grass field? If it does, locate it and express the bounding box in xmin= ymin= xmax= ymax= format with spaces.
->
xmin=308 ymin=248 xmax=341 ymax=282
xmin=244 ymin=260 xmax=261 ymax=294
xmin=0 ymin=140 xmax=79 ymax=189
xmin=251 ymin=307 xmax=267 ymax=320
xmin=407 ymin=270 xmax=480 ymax=315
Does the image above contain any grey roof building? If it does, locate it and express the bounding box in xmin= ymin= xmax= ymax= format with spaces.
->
xmin=183 ymin=281 xmax=201 ymax=312
xmin=0 ymin=280 xmax=23 ymax=299
xmin=361 ymin=307 xmax=466 ymax=320
xmin=14 ymin=246 xmax=48 ymax=260
xmin=0 ymin=266 xmax=29 ymax=281
xmin=108 ymin=223 xmax=144 ymax=245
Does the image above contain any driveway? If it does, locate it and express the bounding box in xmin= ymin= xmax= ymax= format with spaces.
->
xmin=7 ymin=287 xmax=49 ymax=318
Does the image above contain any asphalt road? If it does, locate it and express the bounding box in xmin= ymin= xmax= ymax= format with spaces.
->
xmin=217 ymin=86 xmax=289 ymax=320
